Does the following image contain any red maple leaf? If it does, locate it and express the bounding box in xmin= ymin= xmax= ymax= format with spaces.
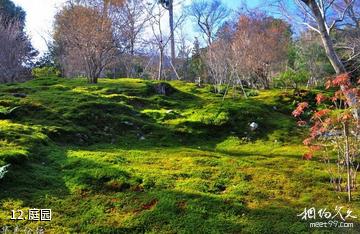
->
xmin=309 ymin=145 xmax=321 ymax=152
xmin=315 ymin=93 xmax=327 ymax=105
xmin=332 ymin=73 xmax=350 ymax=87
xmin=325 ymin=79 xmax=332 ymax=89
xmin=303 ymin=137 xmax=313 ymax=146
xmin=313 ymin=109 xmax=330 ymax=119
xmin=292 ymin=102 xmax=309 ymax=117
xmin=303 ymin=152 xmax=313 ymax=160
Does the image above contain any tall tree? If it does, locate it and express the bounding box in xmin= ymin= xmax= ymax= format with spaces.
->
xmin=146 ymin=2 xmax=184 ymax=80
xmin=54 ymin=4 xmax=118 ymax=83
xmin=0 ymin=0 xmax=25 ymax=26
xmin=189 ymin=37 xmax=205 ymax=82
xmin=231 ymin=14 xmax=290 ymax=89
xmin=159 ymin=0 xmax=176 ymax=64
xmin=188 ymin=0 xmax=230 ymax=46
xmin=276 ymin=0 xmax=360 ymax=122
xmin=111 ymin=0 xmax=148 ymax=55
xmin=0 ymin=1 xmax=37 ymax=83
xmin=110 ymin=0 xmax=150 ymax=77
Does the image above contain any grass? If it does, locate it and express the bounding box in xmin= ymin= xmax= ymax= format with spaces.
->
xmin=0 ymin=77 xmax=359 ymax=233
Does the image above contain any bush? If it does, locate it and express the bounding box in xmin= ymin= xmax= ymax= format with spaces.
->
xmin=245 ymin=89 xmax=259 ymax=97
xmin=274 ymin=70 xmax=309 ymax=89
xmin=32 ymin=66 xmax=61 ymax=78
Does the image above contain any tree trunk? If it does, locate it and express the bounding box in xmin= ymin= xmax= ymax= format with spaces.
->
xmin=343 ymin=122 xmax=352 ymax=202
xmin=305 ymin=0 xmax=360 ymax=123
xmin=169 ymin=0 xmax=175 ymax=65
xmin=307 ymin=1 xmax=345 ymax=74
xmin=158 ymin=49 xmax=164 ymax=80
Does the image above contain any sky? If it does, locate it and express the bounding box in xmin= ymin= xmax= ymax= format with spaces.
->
xmin=12 ymin=0 xmax=67 ymax=54
xmin=11 ymin=0 xmax=262 ymax=55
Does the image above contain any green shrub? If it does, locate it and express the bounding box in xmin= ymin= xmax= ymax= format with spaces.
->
xmin=274 ymin=70 xmax=309 ymax=89
xmin=32 ymin=66 xmax=61 ymax=78
xmin=245 ymin=89 xmax=259 ymax=97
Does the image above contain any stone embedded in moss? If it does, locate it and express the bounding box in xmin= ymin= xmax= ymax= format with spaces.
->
xmin=152 ymin=82 xmax=176 ymax=96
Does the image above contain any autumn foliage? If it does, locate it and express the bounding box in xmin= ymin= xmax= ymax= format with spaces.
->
xmin=293 ymin=73 xmax=359 ymax=200
xmin=293 ymin=73 xmax=359 ymax=159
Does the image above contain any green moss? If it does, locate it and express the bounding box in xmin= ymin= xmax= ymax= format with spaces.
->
xmin=0 ymin=77 xmax=358 ymax=233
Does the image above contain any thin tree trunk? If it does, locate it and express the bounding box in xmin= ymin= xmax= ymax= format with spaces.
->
xmin=158 ymin=49 xmax=164 ymax=80
xmin=305 ymin=1 xmax=346 ymax=74
xmin=169 ymin=60 xmax=181 ymax=80
xmin=343 ymin=122 xmax=352 ymax=202
xmin=305 ymin=0 xmax=360 ymax=123
xmin=169 ymin=0 xmax=175 ymax=65
xmin=238 ymin=73 xmax=248 ymax=99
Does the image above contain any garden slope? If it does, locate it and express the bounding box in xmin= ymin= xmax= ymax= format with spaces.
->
xmin=0 ymin=77 xmax=358 ymax=233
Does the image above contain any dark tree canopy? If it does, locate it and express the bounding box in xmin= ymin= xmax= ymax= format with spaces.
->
xmin=0 ymin=0 xmax=37 ymax=83
xmin=0 ymin=0 xmax=26 ymax=25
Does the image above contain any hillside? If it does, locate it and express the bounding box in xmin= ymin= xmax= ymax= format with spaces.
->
xmin=0 ymin=77 xmax=359 ymax=233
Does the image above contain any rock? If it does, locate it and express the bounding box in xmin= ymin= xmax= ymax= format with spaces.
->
xmin=249 ymin=122 xmax=258 ymax=131
xmin=140 ymin=136 xmax=146 ymax=140
xmin=0 ymin=164 xmax=10 ymax=179
xmin=273 ymin=106 xmax=277 ymax=110
xmin=153 ymin=82 xmax=175 ymax=96
xmin=12 ymin=93 xmax=27 ymax=98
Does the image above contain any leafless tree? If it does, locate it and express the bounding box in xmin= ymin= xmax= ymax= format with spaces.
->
xmin=205 ymin=37 xmax=231 ymax=94
xmin=230 ymin=13 xmax=290 ymax=89
xmin=146 ymin=3 xmax=184 ymax=80
xmin=188 ymin=0 xmax=230 ymax=46
xmin=54 ymin=3 xmax=119 ymax=83
xmin=275 ymin=0 xmax=360 ymax=122
xmin=0 ymin=17 xmax=36 ymax=83
xmin=176 ymin=27 xmax=192 ymax=80
xmin=111 ymin=0 xmax=149 ymax=56
xmin=110 ymin=0 xmax=151 ymax=77
xmin=159 ymin=0 xmax=176 ymax=64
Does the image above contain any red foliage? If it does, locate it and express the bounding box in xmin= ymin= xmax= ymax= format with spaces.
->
xmin=315 ymin=93 xmax=327 ymax=104
xmin=142 ymin=199 xmax=158 ymax=210
xmin=303 ymin=137 xmax=313 ymax=146
xmin=323 ymin=117 xmax=333 ymax=128
xmin=333 ymin=90 xmax=344 ymax=101
xmin=303 ymin=152 xmax=313 ymax=160
xmin=310 ymin=121 xmax=326 ymax=138
xmin=292 ymin=102 xmax=309 ymax=117
xmin=293 ymin=73 xmax=359 ymax=162
xmin=309 ymin=145 xmax=322 ymax=151
xmin=325 ymin=79 xmax=332 ymax=89
xmin=332 ymin=73 xmax=350 ymax=87
xmin=340 ymin=112 xmax=353 ymax=121
xmin=330 ymin=96 xmax=338 ymax=102
xmin=297 ymin=120 xmax=307 ymax=126
xmin=313 ymin=109 xmax=330 ymax=119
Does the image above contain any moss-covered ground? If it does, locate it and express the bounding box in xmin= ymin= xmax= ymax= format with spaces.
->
xmin=0 ymin=77 xmax=358 ymax=233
